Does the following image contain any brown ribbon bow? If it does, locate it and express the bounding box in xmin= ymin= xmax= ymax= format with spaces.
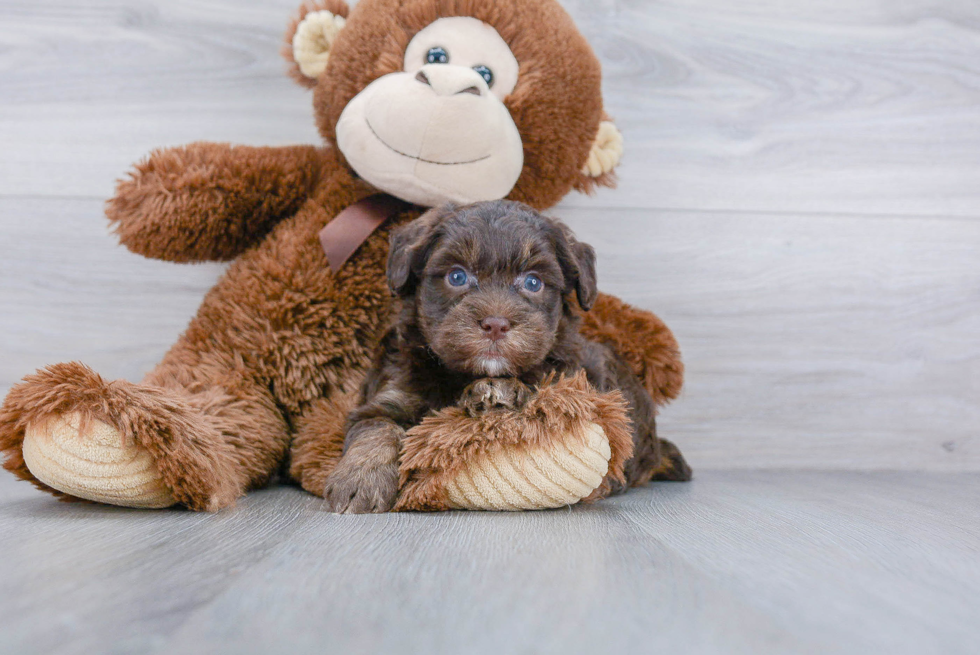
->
xmin=318 ymin=194 xmax=411 ymax=272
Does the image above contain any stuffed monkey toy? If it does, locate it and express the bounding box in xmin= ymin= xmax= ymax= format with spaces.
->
xmin=0 ymin=0 xmax=686 ymax=512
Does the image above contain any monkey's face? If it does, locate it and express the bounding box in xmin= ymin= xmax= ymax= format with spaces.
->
xmin=285 ymin=0 xmax=624 ymax=210
xmin=387 ymin=201 xmax=598 ymax=377
xmin=335 ymin=18 xmax=524 ymax=207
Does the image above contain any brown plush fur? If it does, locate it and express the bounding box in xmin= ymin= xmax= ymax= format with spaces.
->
xmin=395 ymin=371 xmax=635 ymax=511
xmin=108 ymin=143 xmax=327 ymax=263
xmin=0 ymin=0 xmax=685 ymax=510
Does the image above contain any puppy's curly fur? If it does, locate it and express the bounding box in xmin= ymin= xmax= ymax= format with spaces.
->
xmin=323 ymin=200 xmax=691 ymax=513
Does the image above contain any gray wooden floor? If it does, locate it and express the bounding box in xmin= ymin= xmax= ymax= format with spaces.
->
xmin=2 ymin=1 xmax=979 ymax=653
xmin=1 ymin=471 xmax=978 ymax=655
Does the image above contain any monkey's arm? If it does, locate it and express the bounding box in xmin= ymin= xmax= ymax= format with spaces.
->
xmin=106 ymin=143 xmax=328 ymax=262
xmin=576 ymin=292 xmax=684 ymax=407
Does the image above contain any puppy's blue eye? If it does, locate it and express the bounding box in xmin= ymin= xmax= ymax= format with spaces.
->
xmin=473 ymin=65 xmax=494 ymax=87
xmin=447 ymin=267 xmax=468 ymax=287
xmin=523 ymin=274 xmax=543 ymax=292
xmin=426 ymin=47 xmax=449 ymax=65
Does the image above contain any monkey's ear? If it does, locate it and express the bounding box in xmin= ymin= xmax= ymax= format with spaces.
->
xmin=550 ymin=219 xmax=599 ymax=311
xmin=283 ymin=1 xmax=350 ymax=88
xmin=387 ymin=207 xmax=453 ymax=296
xmin=574 ymin=118 xmax=624 ymax=195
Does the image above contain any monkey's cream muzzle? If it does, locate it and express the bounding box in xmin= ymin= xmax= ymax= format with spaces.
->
xmin=336 ymin=64 xmax=524 ymax=207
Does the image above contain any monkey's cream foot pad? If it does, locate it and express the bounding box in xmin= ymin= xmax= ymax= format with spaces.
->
xmin=22 ymin=413 xmax=176 ymax=508
xmin=443 ymin=421 xmax=612 ymax=510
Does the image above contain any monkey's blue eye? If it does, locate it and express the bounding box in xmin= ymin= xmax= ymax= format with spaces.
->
xmin=523 ymin=274 xmax=543 ymax=292
xmin=426 ymin=47 xmax=449 ymax=65
xmin=473 ymin=65 xmax=494 ymax=87
xmin=447 ymin=267 xmax=468 ymax=287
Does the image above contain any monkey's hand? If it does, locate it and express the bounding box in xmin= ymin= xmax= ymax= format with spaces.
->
xmin=458 ymin=378 xmax=533 ymax=417
xmin=107 ymin=143 xmax=326 ymax=263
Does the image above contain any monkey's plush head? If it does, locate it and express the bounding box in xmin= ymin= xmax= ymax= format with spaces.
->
xmin=284 ymin=0 xmax=623 ymax=210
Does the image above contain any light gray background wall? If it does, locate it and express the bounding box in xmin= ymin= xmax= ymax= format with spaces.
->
xmin=2 ymin=0 xmax=978 ymax=470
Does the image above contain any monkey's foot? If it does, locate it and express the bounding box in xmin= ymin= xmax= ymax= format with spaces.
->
xmin=22 ymin=412 xmax=176 ymax=509
xmin=443 ymin=421 xmax=612 ymax=510
xmin=396 ymin=371 xmax=636 ymax=512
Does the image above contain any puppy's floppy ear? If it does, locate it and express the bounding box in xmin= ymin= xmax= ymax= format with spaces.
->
xmin=387 ymin=206 xmax=453 ymax=295
xmin=549 ymin=218 xmax=598 ymax=311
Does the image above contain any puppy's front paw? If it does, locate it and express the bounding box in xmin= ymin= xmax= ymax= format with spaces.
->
xmin=323 ymin=462 xmax=399 ymax=514
xmin=459 ymin=378 xmax=532 ymax=417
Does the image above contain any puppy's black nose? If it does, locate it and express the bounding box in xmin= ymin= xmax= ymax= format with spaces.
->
xmin=480 ymin=317 xmax=511 ymax=341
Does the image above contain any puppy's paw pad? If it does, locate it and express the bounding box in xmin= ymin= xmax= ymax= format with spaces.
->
xmin=323 ymin=465 xmax=398 ymax=514
xmin=459 ymin=378 xmax=530 ymax=417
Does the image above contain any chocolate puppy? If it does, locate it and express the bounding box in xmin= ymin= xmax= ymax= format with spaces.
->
xmin=324 ymin=200 xmax=691 ymax=513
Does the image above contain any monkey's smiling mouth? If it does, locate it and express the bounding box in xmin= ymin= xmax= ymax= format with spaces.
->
xmin=366 ymin=119 xmax=492 ymax=166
